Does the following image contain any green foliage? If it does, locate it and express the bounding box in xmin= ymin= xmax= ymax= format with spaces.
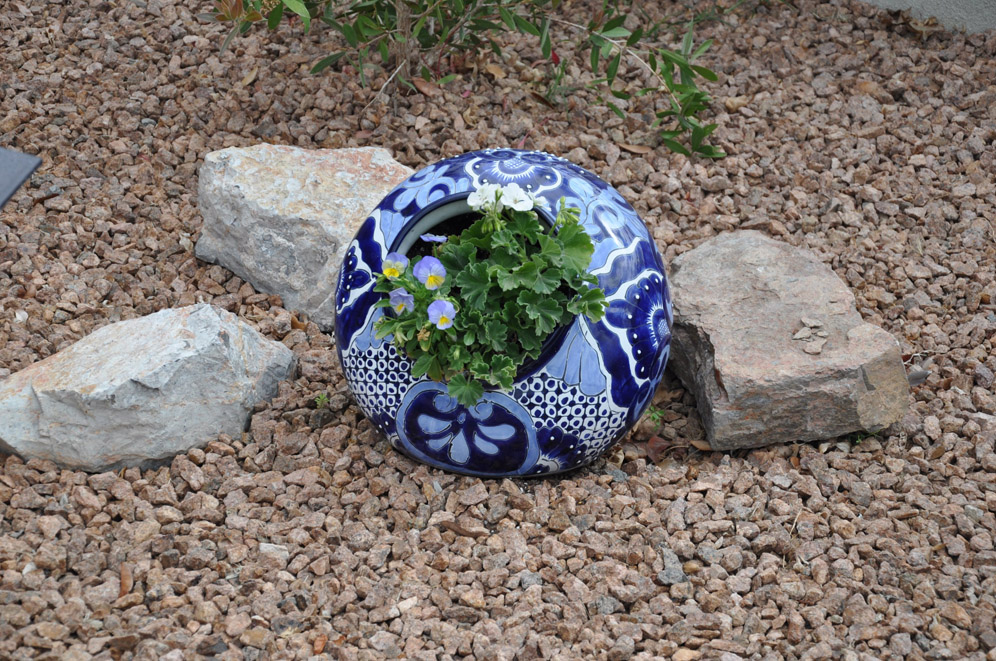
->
xmin=314 ymin=392 xmax=330 ymax=408
xmin=644 ymin=404 xmax=665 ymax=427
xmin=204 ymin=0 xmax=725 ymax=158
xmin=372 ymin=186 xmax=606 ymax=407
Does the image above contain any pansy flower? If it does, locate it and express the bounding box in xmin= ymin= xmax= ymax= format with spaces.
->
xmin=382 ymin=252 xmax=409 ymax=279
xmin=413 ymin=256 xmax=446 ymax=290
xmin=389 ymin=287 xmax=415 ymax=314
xmin=427 ymin=299 xmax=456 ymax=329
xmin=420 ymin=233 xmax=448 ymax=243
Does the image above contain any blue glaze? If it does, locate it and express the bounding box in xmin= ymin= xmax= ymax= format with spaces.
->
xmin=334 ymin=149 xmax=672 ymax=476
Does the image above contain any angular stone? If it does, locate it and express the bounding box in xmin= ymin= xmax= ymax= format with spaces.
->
xmin=669 ymin=231 xmax=909 ymax=450
xmin=0 ymin=304 xmax=295 ymax=470
xmin=196 ymin=144 xmax=413 ymax=330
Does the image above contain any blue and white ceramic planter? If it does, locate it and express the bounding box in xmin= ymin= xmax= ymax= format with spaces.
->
xmin=334 ymin=149 xmax=672 ymax=477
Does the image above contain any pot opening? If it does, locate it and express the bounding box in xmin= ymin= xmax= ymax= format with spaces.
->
xmin=387 ymin=193 xmax=569 ymax=383
xmin=389 ymin=194 xmax=556 ymax=258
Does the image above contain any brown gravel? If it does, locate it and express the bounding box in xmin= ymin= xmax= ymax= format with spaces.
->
xmin=2 ymin=0 xmax=996 ymax=659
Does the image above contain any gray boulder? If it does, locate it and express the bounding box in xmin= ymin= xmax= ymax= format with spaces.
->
xmin=195 ymin=144 xmax=413 ymax=331
xmin=669 ymin=231 xmax=909 ymax=450
xmin=0 ymin=304 xmax=295 ymax=471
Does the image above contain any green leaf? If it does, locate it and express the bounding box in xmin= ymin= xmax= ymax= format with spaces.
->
xmin=448 ymin=374 xmax=485 ymax=407
xmin=695 ymin=144 xmax=726 ymax=159
xmin=411 ymin=353 xmax=434 ymax=380
xmin=606 ymin=52 xmax=621 ymax=84
xmin=589 ymin=38 xmax=601 ymax=72
xmin=537 ymin=233 xmax=562 ymax=266
xmin=691 ymin=65 xmax=718 ymax=82
xmin=340 ymin=21 xmax=358 ymax=46
xmin=610 ymin=89 xmax=631 ymax=100
xmin=661 ymin=138 xmax=691 ymax=156
xmin=508 ymin=213 xmax=543 ymax=243
xmin=483 ymin=319 xmax=508 ymax=352
xmin=606 ymin=101 xmax=625 ymax=119
xmin=602 ymin=14 xmax=627 ymax=32
xmin=356 ymin=15 xmax=381 ymax=38
xmin=311 ymin=52 xmax=345 ymax=73
xmin=454 ymin=262 xmax=492 ymax=310
xmin=518 ymin=290 xmax=563 ymax=335
xmin=282 ymin=0 xmax=310 ymax=31
xmin=540 ymin=18 xmax=551 ymax=59
xmin=267 ymin=2 xmax=283 ymax=30
xmin=513 ymin=15 xmax=541 ymax=37
xmin=691 ymin=39 xmax=713 ymax=61
xmin=489 ymin=355 xmax=516 ymax=390
xmin=426 ymin=356 xmax=443 ymax=382
xmin=557 ymin=223 xmax=594 ymax=272
xmin=438 ymin=241 xmax=475 ymax=273
xmin=220 ymin=23 xmax=241 ymax=53
xmin=599 ymin=26 xmax=631 ymax=39
xmin=437 ymin=73 xmax=457 ymax=85
xmin=532 ymin=266 xmax=559 ymax=294
xmin=511 ymin=261 xmax=541 ymax=289
xmin=691 ymin=125 xmax=705 ymax=151
xmin=625 ymin=26 xmax=643 ymax=47
xmin=567 ymin=287 xmax=607 ymax=321
xmin=413 ymin=14 xmax=427 ymax=39
xmin=681 ymin=24 xmax=694 ymax=56
xmin=499 ymin=7 xmax=516 ymax=30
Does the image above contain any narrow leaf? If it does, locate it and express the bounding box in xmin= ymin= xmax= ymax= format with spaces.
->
xmin=606 ymin=52 xmax=621 ymax=83
xmin=599 ymin=26 xmax=630 ymax=39
xmin=282 ymin=0 xmax=310 ymax=31
xmin=267 ymin=2 xmax=283 ymax=30
xmin=661 ymin=138 xmax=691 ymax=156
xmin=513 ymin=15 xmax=541 ymax=37
xmin=311 ymin=52 xmax=345 ymax=73
xmin=691 ymin=65 xmax=718 ymax=81
xmin=691 ymin=38 xmax=713 ymax=61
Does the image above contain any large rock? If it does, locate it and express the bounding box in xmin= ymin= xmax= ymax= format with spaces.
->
xmin=669 ymin=231 xmax=909 ymax=450
xmin=0 ymin=304 xmax=295 ymax=471
xmin=196 ymin=144 xmax=413 ymax=331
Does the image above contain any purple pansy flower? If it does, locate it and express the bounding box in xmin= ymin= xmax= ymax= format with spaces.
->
xmin=389 ymin=287 xmax=415 ymax=314
xmin=420 ymin=233 xmax=448 ymax=243
xmin=427 ymin=299 xmax=456 ymax=329
xmin=413 ymin=256 xmax=446 ymax=290
xmin=382 ymin=252 xmax=409 ymax=279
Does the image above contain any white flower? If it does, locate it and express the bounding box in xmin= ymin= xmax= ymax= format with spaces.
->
xmin=528 ymin=192 xmax=550 ymax=211
xmin=467 ymin=183 xmax=503 ymax=211
xmin=501 ymin=183 xmax=533 ymax=212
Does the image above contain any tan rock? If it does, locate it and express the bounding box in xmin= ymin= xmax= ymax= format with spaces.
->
xmin=669 ymin=231 xmax=909 ymax=450
xmin=196 ymin=145 xmax=413 ymax=330
xmin=240 ymin=627 xmax=274 ymax=649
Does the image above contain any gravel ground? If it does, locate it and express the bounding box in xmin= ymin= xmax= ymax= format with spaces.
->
xmin=2 ymin=0 xmax=996 ymax=659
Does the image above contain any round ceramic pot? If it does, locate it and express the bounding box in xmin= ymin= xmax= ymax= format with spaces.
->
xmin=334 ymin=149 xmax=672 ymax=477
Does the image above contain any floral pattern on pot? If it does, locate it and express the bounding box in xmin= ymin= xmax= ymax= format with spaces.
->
xmin=335 ymin=149 xmax=673 ymax=477
xmin=396 ymin=382 xmax=540 ymax=476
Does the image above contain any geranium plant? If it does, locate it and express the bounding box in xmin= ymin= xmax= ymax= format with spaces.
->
xmin=373 ymin=183 xmax=607 ymax=406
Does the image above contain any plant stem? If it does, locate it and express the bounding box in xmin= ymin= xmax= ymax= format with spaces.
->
xmin=362 ymin=61 xmax=406 ymax=112
xmin=545 ymin=16 xmax=686 ymax=126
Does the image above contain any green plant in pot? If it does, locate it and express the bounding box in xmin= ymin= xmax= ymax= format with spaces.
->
xmin=372 ymin=182 xmax=607 ymax=407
